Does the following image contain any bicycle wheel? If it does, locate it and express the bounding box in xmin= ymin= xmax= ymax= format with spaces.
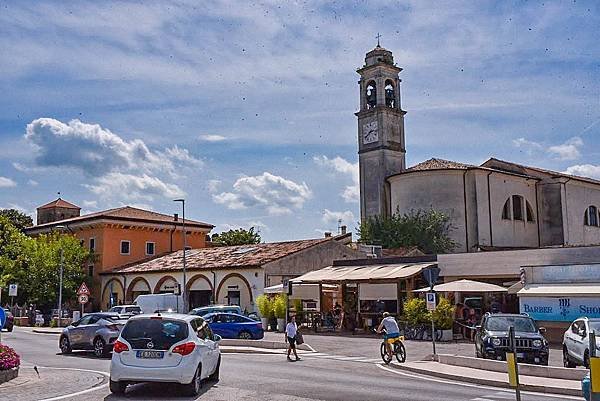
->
xmin=394 ymin=341 xmax=406 ymax=363
xmin=380 ymin=342 xmax=392 ymax=364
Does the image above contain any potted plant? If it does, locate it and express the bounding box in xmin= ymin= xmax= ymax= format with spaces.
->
xmin=0 ymin=344 xmax=20 ymax=384
xmin=403 ymin=297 xmax=429 ymax=340
xmin=429 ymin=297 xmax=455 ymax=341
xmin=256 ymin=294 xmax=273 ymax=331
xmin=273 ymin=294 xmax=287 ymax=332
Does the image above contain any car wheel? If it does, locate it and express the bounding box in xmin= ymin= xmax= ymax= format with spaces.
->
xmin=7 ymin=325 xmax=13 ymax=332
xmin=109 ymin=379 xmax=127 ymax=394
xmin=238 ymin=330 xmax=252 ymax=340
xmin=563 ymin=346 xmax=576 ymax=368
xmin=209 ymin=356 xmax=221 ymax=382
xmin=59 ymin=336 xmax=72 ymax=354
xmin=93 ymin=337 xmax=107 ymax=358
xmin=182 ymin=364 xmax=202 ymax=396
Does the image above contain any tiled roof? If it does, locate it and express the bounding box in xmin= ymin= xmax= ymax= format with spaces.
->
xmin=109 ymin=238 xmax=336 ymax=274
xmin=37 ymin=198 xmax=80 ymax=210
xmin=382 ymin=246 xmax=425 ymax=257
xmin=405 ymin=158 xmax=474 ymax=172
xmin=482 ymin=158 xmax=600 ymax=186
xmin=27 ymin=206 xmax=213 ymax=231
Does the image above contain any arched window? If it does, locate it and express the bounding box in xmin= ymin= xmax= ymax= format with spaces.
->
xmin=584 ymin=205 xmax=599 ymax=227
xmin=365 ymin=81 xmax=377 ymax=109
xmin=526 ymin=201 xmax=535 ymax=222
xmin=385 ymin=80 xmax=395 ymax=108
xmin=501 ymin=195 xmax=534 ymax=222
xmin=512 ymin=195 xmax=523 ymax=221
xmin=502 ymin=199 xmax=511 ymax=220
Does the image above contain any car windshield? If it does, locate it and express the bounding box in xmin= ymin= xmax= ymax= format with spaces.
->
xmin=589 ymin=321 xmax=600 ymax=332
xmin=121 ymin=318 xmax=188 ymax=350
xmin=486 ymin=316 xmax=537 ymax=333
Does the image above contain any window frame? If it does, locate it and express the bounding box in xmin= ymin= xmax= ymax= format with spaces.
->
xmin=120 ymin=240 xmax=131 ymax=255
xmin=145 ymin=241 xmax=155 ymax=256
xmin=89 ymin=237 xmax=96 ymax=252
xmin=586 ymin=205 xmax=599 ymax=227
xmin=512 ymin=195 xmax=524 ymax=221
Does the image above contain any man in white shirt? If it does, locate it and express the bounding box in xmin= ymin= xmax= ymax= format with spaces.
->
xmin=285 ymin=315 xmax=300 ymax=361
xmin=376 ymin=312 xmax=400 ymax=359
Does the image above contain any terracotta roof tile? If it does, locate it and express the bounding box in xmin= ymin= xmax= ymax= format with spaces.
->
xmin=109 ymin=238 xmax=334 ymax=274
xmin=406 ymin=158 xmax=474 ymax=172
xmin=37 ymin=198 xmax=80 ymax=210
xmin=382 ymin=246 xmax=425 ymax=257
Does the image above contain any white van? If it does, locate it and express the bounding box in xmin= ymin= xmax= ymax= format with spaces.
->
xmin=134 ymin=294 xmax=184 ymax=314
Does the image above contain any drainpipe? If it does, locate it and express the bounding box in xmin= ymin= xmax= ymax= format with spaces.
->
xmin=562 ymin=178 xmax=571 ymax=245
xmin=463 ymin=170 xmax=469 ymax=252
xmin=121 ymin=274 xmax=128 ymax=303
xmin=486 ymin=171 xmax=494 ymax=247
xmin=211 ymin=270 xmax=217 ymax=303
xmin=534 ymin=180 xmax=541 ymax=248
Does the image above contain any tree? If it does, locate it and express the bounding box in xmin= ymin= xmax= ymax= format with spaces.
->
xmin=212 ymin=227 xmax=261 ymax=246
xmin=0 ymin=209 xmax=33 ymax=232
xmin=358 ymin=208 xmax=457 ymax=254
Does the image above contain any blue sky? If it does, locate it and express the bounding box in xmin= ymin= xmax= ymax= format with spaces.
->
xmin=0 ymin=1 xmax=599 ymax=242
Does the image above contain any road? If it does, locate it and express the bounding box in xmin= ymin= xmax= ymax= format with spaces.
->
xmin=0 ymin=328 xmax=582 ymax=401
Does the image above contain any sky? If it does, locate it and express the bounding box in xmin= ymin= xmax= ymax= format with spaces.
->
xmin=0 ymin=1 xmax=599 ymax=242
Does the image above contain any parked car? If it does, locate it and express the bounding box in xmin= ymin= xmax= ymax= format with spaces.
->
xmin=204 ymin=312 xmax=264 ymax=340
xmin=190 ymin=304 xmax=242 ymax=317
xmin=474 ymin=313 xmax=549 ymax=365
xmin=563 ymin=317 xmax=600 ymax=368
xmin=135 ymin=293 xmax=184 ymax=314
xmin=59 ymin=313 xmax=126 ymax=357
xmin=108 ymin=305 xmax=142 ymax=318
xmin=109 ymin=313 xmax=221 ymax=396
xmin=2 ymin=308 xmax=14 ymax=332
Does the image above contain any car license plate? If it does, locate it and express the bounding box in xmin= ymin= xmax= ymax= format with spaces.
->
xmin=517 ymin=352 xmax=525 ymax=359
xmin=136 ymin=350 xmax=164 ymax=359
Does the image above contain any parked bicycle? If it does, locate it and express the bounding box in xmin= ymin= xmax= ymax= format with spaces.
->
xmin=399 ymin=321 xmax=443 ymax=341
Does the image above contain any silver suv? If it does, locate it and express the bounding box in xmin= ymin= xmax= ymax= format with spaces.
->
xmin=563 ymin=317 xmax=600 ymax=368
xmin=59 ymin=313 xmax=126 ymax=357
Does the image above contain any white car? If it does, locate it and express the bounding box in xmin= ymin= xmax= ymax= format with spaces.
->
xmin=108 ymin=305 xmax=142 ymax=318
xmin=109 ymin=313 xmax=221 ymax=396
xmin=562 ymin=317 xmax=600 ymax=368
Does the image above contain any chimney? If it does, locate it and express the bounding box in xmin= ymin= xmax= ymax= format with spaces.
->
xmin=324 ymin=232 xmax=332 ymax=238
xmin=173 ymin=213 xmax=179 ymax=221
xmin=340 ymin=225 xmax=347 ymax=235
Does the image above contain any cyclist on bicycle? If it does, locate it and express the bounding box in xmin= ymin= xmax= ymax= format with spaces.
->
xmin=376 ymin=312 xmax=400 ymax=358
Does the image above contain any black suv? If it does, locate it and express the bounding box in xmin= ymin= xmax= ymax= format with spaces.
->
xmin=474 ymin=313 xmax=549 ymax=365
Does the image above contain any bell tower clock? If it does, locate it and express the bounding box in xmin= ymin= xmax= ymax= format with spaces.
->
xmin=356 ymin=43 xmax=407 ymax=221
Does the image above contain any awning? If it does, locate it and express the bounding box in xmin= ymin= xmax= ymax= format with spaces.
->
xmin=517 ymin=283 xmax=600 ymax=297
xmin=414 ymin=279 xmax=507 ymax=293
xmin=291 ymin=262 xmax=435 ymax=283
xmin=263 ymin=283 xmax=337 ymax=294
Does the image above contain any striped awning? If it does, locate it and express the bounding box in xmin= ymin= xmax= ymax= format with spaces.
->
xmin=290 ymin=262 xmax=435 ymax=284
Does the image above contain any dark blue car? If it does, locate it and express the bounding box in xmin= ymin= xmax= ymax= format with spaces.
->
xmin=204 ymin=312 xmax=264 ymax=340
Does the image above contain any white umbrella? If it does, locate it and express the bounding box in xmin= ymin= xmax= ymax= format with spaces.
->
xmin=414 ymin=279 xmax=507 ymax=293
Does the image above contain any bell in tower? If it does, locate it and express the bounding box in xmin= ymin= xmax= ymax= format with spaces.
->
xmin=355 ymin=40 xmax=407 ymax=221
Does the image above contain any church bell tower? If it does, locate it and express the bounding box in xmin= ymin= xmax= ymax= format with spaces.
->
xmin=356 ymin=43 xmax=406 ymax=221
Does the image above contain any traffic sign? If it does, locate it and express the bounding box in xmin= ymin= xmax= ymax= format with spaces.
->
xmin=426 ymin=292 xmax=437 ymax=311
xmin=77 ymin=282 xmax=90 ymax=295
xmin=78 ymin=294 xmax=89 ymax=304
xmin=8 ymin=284 xmax=17 ymax=297
xmin=0 ymin=307 xmax=5 ymax=330
xmin=422 ymin=267 xmax=440 ymax=289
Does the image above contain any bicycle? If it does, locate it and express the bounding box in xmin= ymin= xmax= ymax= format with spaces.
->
xmin=377 ymin=329 xmax=406 ymax=364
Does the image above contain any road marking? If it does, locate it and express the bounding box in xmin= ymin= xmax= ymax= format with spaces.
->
xmin=28 ymin=366 xmax=110 ymax=401
xmin=376 ymin=364 xmax=581 ymax=400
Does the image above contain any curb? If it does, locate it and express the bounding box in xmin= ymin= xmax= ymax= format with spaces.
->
xmin=32 ymin=329 xmax=62 ymax=335
xmin=388 ymin=362 xmax=582 ymax=397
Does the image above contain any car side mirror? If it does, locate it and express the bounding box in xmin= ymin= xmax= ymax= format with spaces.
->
xmin=213 ymin=334 xmax=222 ymax=342
xmin=539 ymin=327 xmax=546 ymax=334
xmin=475 ymin=325 xmax=482 ymax=330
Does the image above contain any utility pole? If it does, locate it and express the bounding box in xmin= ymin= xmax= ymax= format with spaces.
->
xmin=57 ymin=248 xmax=64 ymax=328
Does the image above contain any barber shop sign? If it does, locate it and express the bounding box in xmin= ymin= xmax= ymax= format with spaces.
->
xmin=520 ymin=297 xmax=600 ymax=322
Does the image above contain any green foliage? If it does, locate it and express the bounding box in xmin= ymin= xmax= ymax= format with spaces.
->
xmin=430 ymin=297 xmax=455 ymax=330
xmin=0 ymin=217 xmax=93 ymax=309
xmin=403 ymin=297 xmax=428 ymax=326
xmin=358 ymin=208 xmax=457 ymax=254
xmin=255 ymin=294 xmax=273 ymax=319
xmin=0 ymin=209 xmax=33 ymax=232
xmin=292 ymin=298 xmax=303 ymax=312
xmin=272 ymin=293 xmax=287 ymax=319
xmin=212 ymin=227 xmax=261 ymax=246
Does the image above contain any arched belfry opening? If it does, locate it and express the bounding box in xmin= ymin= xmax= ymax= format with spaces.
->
xmin=385 ymin=80 xmax=395 ymax=108
xmin=366 ymin=81 xmax=377 ymax=109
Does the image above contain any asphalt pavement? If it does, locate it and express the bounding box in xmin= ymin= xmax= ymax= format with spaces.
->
xmin=0 ymin=327 xmax=582 ymax=401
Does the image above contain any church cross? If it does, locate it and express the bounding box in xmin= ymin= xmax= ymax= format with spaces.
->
xmin=376 ymin=33 xmax=382 ymax=47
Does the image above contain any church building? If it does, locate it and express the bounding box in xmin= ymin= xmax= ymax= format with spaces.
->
xmin=357 ymin=44 xmax=600 ymax=253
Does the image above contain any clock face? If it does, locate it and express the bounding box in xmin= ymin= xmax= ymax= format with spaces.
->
xmin=362 ymin=121 xmax=379 ymax=144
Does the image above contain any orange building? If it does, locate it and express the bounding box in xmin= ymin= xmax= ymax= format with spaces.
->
xmin=26 ymin=198 xmax=214 ymax=309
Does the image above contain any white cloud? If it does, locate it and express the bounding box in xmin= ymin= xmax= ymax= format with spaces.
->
xmin=199 ymin=135 xmax=226 ymax=142
xmin=314 ymin=155 xmax=359 ymax=203
xmin=82 ymin=200 xmax=98 ymax=209
xmin=512 ymin=138 xmax=544 ymax=154
xmin=218 ymin=220 xmax=268 ymax=233
xmin=207 ymin=179 xmax=221 ymax=193
xmin=565 ymin=164 xmax=600 ymax=180
xmin=85 ymin=172 xmax=185 ymax=202
xmin=322 ymin=209 xmax=355 ymax=226
xmin=213 ymin=172 xmax=312 ymax=215
xmin=0 ymin=177 xmax=17 ymax=188
xmin=162 ymin=145 xmax=203 ymax=168
xmin=27 ymin=179 xmax=38 ymax=186
xmin=548 ymin=137 xmax=583 ymax=161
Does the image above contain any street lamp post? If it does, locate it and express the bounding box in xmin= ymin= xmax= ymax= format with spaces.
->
xmin=174 ymin=199 xmax=187 ymax=313
xmin=54 ymin=225 xmax=73 ymax=328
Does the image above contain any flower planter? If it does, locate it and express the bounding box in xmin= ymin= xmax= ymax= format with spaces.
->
xmin=277 ymin=318 xmax=285 ymax=332
xmin=440 ymin=329 xmax=453 ymax=342
xmin=261 ymin=318 xmax=269 ymax=331
xmin=0 ymin=367 xmax=18 ymax=384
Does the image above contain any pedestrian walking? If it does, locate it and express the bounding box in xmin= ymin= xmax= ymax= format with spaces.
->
xmin=285 ymin=315 xmax=300 ymax=361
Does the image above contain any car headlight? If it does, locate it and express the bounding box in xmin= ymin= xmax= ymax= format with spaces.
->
xmin=492 ymin=338 xmax=501 ymax=346
xmin=532 ymin=339 xmax=542 ymax=348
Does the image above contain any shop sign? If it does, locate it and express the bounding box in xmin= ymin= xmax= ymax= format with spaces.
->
xmin=532 ymin=264 xmax=600 ymax=284
xmin=520 ymin=296 xmax=600 ymax=322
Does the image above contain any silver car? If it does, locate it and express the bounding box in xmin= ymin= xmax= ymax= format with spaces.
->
xmin=59 ymin=313 xmax=126 ymax=357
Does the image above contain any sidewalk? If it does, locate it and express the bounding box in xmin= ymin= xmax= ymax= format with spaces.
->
xmin=389 ymin=359 xmax=583 ymax=397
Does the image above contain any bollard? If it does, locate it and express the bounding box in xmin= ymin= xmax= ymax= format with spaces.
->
xmin=507 ymin=326 xmax=521 ymax=401
xmin=590 ymin=331 xmax=600 ymax=398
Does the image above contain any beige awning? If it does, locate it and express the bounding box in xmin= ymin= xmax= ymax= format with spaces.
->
xmin=263 ymin=283 xmax=337 ymax=294
xmin=291 ymin=262 xmax=435 ymax=283
xmin=414 ymin=279 xmax=507 ymax=293
xmin=517 ymin=283 xmax=600 ymax=297
xmin=507 ymin=281 xmax=523 ymax=295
